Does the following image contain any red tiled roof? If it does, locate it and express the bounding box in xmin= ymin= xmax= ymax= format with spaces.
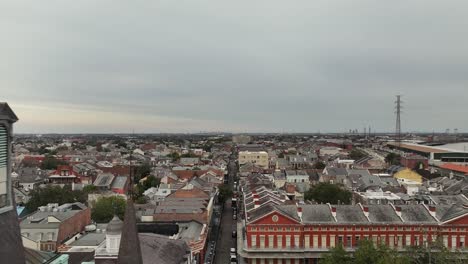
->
xmin=440 ymin=163 xmax=468 ymax=175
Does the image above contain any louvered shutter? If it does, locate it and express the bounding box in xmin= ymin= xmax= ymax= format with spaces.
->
xmin=0 ymin=125 xmax=8 ymax=208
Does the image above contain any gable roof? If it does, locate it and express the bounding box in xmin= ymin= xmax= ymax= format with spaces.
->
xmin=248 ymin=204 xmax=301 ymax=224
xmin=0 ymin=102 xmax=18 ymax=122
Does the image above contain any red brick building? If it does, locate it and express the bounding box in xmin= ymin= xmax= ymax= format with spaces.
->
xmin=238 ymin=192 xmax=468 ymax=263
xmin=400 ymin=154 xmax=429 ymax=170
xmin=20 ymin=203 xmax=91 ymax=252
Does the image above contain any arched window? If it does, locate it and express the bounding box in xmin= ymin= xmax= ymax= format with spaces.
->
xmin=0 ymin=125 xmax=8 ymax=209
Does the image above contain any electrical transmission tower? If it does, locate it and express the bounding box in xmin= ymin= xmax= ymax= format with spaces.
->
xmin=395 ymin=95 xmax=403 ymax=147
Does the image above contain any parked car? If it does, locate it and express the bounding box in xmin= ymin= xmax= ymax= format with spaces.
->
xmin=230 ymin=254 xmax=237 ymax=264
xmin=230 ymin=248 xmax=236 ymax=254
xmin=232 ymin=230 xmax=237 ymax=238
xmin=233 ymin=214 xmax=237 ymax=220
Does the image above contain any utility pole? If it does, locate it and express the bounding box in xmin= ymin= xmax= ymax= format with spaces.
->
xmin=395 ymin=95 xmax=403 ymax=147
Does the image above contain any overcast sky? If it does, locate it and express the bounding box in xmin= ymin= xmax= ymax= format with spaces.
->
xmin=1 ymin=1 xmax=467 ymax=133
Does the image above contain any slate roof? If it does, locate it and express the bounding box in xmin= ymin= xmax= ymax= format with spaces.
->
xmin=325 ymin=167 xmax=348 ymax=177
xmin=139 ymin=233 xmax=190 ymax=264
xmin=301 ymin=204 xmax=334 ymax=223
xmin=439 ymin=205 xmax=468 ymax=223
xmin=0 ymin=209 xmax=26 ymax=264
xmin=430 ymin=194 xmax=468 ymax=205
xmin=367 ymin=205 xmax=402 ymax=223
xmin=399 ymin=205 xmax=436 ymax=223
xmin=335 ymin=205 xmax=369 ymax=223
xmin=16 ymin=167 xmax=46 ymax=184
xmin=118 ymin=199 xmax=143 ymax=264
xmin=0 ymin=102 xmax=19 ymax=122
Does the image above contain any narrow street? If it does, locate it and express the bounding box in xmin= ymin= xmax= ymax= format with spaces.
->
xmin=209 ymin=148 xmax=239 ymax=263
xmin=214 ymin=198 xmax=236 ymax=264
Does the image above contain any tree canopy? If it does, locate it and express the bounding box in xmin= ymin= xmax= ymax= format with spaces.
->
xmin=385 ymin=153 xmax=401 ymax=165
xmin=322 ymin=239 xmax=463 ymax=264
xmin=313 ymin=160 xmax=326 ymax=170
xmin=25 ymin=185 xmax=87 ymax=212
xmin=304 ymin=183 xmax=352 ymax=204
xmin=40 ymin=155 xmax=69 ymax=170
xmin=218 ymin=184 xmax=233 ymax=204
xmin=91 ymin=196 xmax=126 ymax=223
xmin=134 ymin=163 xmax=151 ymax=182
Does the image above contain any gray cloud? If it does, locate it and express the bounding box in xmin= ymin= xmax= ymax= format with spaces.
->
xmin=1 ymin=0 xmax=468 ymax=133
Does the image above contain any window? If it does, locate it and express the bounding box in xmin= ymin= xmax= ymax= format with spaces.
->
xmin=277 ymin=235 xmax=283 ymax=248
xmin=321 ymin=235 xmax=327 ymax=248
xmin=346 ymin=236 xmax=352 ymax=247
xmin=268 ymin=235 xmax=274 ymax=248
xmin=338 ymin=236 xmax=343 ymax=245
xmin=286 ymin=235 xmax=291 ymax=247
xmin=330 ymin=235 xmax=336 ymax=248
xmin=460 ymin=237 xmax=465 ymax=248
xmin=452 ymin=236 xmax=457 ymax=249
xmin=251 ymin=235 xmax=257 ymax=248
xmin=313 ymin=235 xmax=318 ymax=248
xmin=406 ymin=236 xmax=411 ymax=246
xmin=260 ymin=235 xmax=265 ymax=248
xmin=294 ymin=235 xmax=300 ymax=248
xmin=0 ymin=125 xmax=9 ymax=209
xmin=305 ymin=235 xmax=310 ymax=248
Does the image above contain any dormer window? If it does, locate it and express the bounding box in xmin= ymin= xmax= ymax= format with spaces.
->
xmin=61 ymin=170 xmax=69 ymax=176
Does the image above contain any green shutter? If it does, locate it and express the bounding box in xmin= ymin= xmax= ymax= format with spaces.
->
xmin=0 ymin=126 xmax=6 ymax=168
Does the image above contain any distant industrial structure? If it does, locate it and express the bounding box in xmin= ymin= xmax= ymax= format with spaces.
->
xmin=395 ymin=95 xmax=403 ymax=146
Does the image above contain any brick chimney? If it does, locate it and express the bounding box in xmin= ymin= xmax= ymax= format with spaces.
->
xmin=254 ymin=200 xmax=260 ymax=209
xmin=428 ymin=205 xmax=437 ymax=218
xmin=362 ymin=206 xmax=369 ymax=217
xmin=331 ymin=207 xmax=337 ymax=218
xmin=394 ymin=206 xmax=402 ymax=218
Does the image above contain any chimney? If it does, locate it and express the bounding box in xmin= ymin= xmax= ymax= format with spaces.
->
xmin=331 ymin=207 xmax=337 ymax=218
xmin=395 ymin=206 xmax=402 ymax=218
xmin=254 ymin=201 xmax=260 ymax=209
xmin=428 ymin=206 xmax=436 ymax=218
xmin=362 ymin=206 xmax=369 ymax=217
xmin=297 ymin=206 xmax=303 ymax=221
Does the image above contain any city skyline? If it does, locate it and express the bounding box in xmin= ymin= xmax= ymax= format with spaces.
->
xmin=2 ymin=1 xmax=468 ymax=133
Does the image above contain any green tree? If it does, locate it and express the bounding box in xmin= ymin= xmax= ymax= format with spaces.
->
xmin=304 ymin=183 xmax=352 ymax=204
xmin=321 ymin=243 xmax=353 ymax=264
xmin=313 ymin=161 xmax=326 ymax=170
xmin=91 ymin=196 xmax=126 ymax=223
xmin=135 ymin=163 xmax=151 ymax=181
xmin=25 ymin=185 xmax=86 ymax=212
xmin=167 ymin=152 xmax=180 ymax=162
xmin=354 ymin=239 xmax=380 ymax=264
xmin=40 ymin=155 xmax=68 ymax=170
xmin=218 ymin=184 xmax=233 ymax=204
xmin=142 ymin=175 xmax=160 ymax=190
xmin=385 ymin=153 xmax=401 ymax=166
xmin=83 ymin=185 xmax=98 ymax=194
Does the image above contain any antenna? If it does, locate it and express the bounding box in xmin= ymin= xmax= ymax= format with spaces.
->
xmin=395 ymin=95 xmax=403 ymax=147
